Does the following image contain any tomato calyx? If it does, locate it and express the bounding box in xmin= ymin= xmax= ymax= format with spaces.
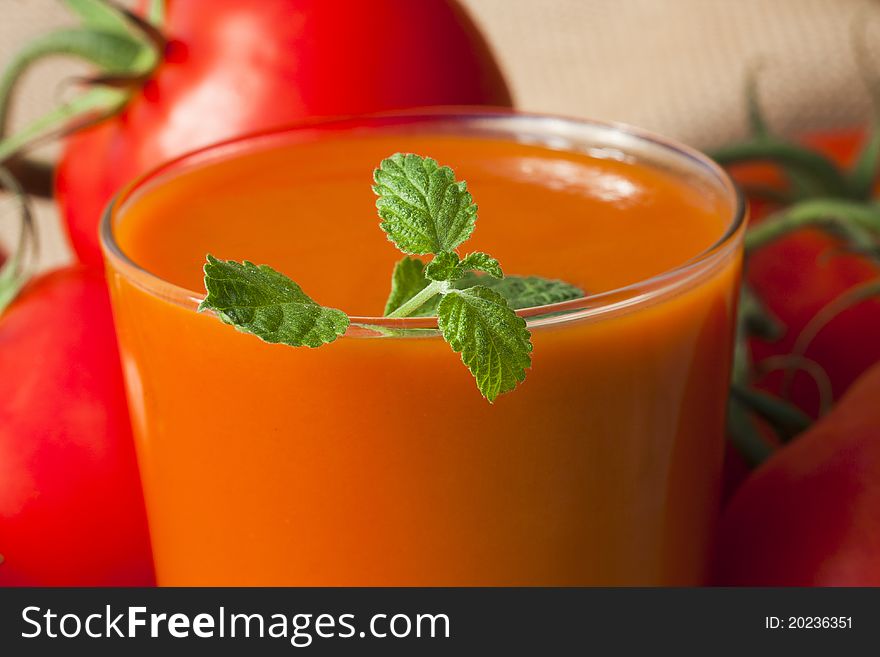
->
xmin=0 ymin=0 xmax=167 ymax=188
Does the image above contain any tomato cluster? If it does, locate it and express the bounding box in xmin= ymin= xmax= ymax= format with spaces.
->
xmin=714 ymin=129 xmax=880 ymax=585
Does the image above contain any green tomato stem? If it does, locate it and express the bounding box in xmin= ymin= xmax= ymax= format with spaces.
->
xmin=62 ymin=0 xmax=136 ymax=35
xmin=0 ymin=28 xmax=145 ymax=137
xmin=711 ymin=138 xmax=852 ymax=198
xmin=727 ymin=398 xmax=774 ymax=466
xmin=726 ymin=286 xmax=777 ymax=465
xmin=730 ymin=385 xmax=812 ymax=443
xmin=848 ymin=126 xmax=880 ymax=200
xmin=738 ymin=284 xmax=782 ymax=341
xmin=0 ymin=86 xmax=128 ymax=163
xmin=147 ymin=0 xmax=167 ymax=27
xmin=727 ymin=288 xmax=811 ymax=461
xmin=386 ymin=280 xmax=449 ymax=318
xmin=745 ymin=198 xmax=880 ymax=253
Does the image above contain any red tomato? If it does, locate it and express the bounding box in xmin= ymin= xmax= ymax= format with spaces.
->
xmin=0 ymin=267 xmax=154 ymax=586
xmin=56 ymin=0 xmax=512 ymax=266
xmin=713 ymin=359 xmax=880 ymax=585
xmin=728 ymin=129 xmax=880 ymax=418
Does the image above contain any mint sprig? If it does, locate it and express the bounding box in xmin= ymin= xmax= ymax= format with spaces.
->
xmin=202 ymin=153 xmax=585 ymax=401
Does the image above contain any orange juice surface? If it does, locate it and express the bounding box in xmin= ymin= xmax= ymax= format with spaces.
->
xmin=107 ymin=126 xmax=742 ymax=586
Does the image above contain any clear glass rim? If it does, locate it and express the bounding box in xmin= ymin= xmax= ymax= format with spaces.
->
xmin=100 ymin=108 xmax=746 ymax=332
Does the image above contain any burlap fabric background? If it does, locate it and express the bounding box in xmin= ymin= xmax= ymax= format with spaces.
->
xmin=1 ymin=0 xmax=878 ymax=269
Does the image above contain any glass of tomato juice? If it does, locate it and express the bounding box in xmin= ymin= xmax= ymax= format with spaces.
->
xmin=100 ymin=111 xmax=745 ymax=586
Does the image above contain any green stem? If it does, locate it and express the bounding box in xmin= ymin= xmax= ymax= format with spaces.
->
xmin=147 ymin=0 xmax=167 ymax=27
xmin=727 ymin=399 xmax=774 ymax=466
xmin=738 ymin=284 xmax=782 ymax=341
xmin=788 ymin=279 xmax=880 ymax=397
xmin=745 ymin=198 xmax=880 ymax=253
xmin=730 ymin=385 xmax=812 ymax=442
xmin=63 ymin=0 xmax=135 ymax=36
xmin=0 ymin=86 xmax=128 ymax=163
xmin=726 ymin=286 xmax=776 ymax=465
xmin=711 ymin=138 xmax=852 ymax=198
xmin=849 ymin=126 xmax=880 ymax=200
xmin=386 ymin=280 xmax=448 ymax=318
xmin=0 ymin=28 xmax=144 ymax=136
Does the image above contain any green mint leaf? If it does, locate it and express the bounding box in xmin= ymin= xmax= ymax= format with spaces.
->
xmin=199 ymin=255 xmax=349 ymax=348
xmin=455 ymin=274 xmax=585 ymax=310
xmin=424 ymin=251 xmax=462 ymax=282
xmin=458 ymin=252 xmax=502 ymax=279
xmin=384 ymin=256 xmax=440 ymax=316
xmin=424 ymin=251 xmax=502 ymax=283
xmin=373 ymin=153 xmax=477 ymax=255
xmin=437 ymin=286 xmax=533 ymax=402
